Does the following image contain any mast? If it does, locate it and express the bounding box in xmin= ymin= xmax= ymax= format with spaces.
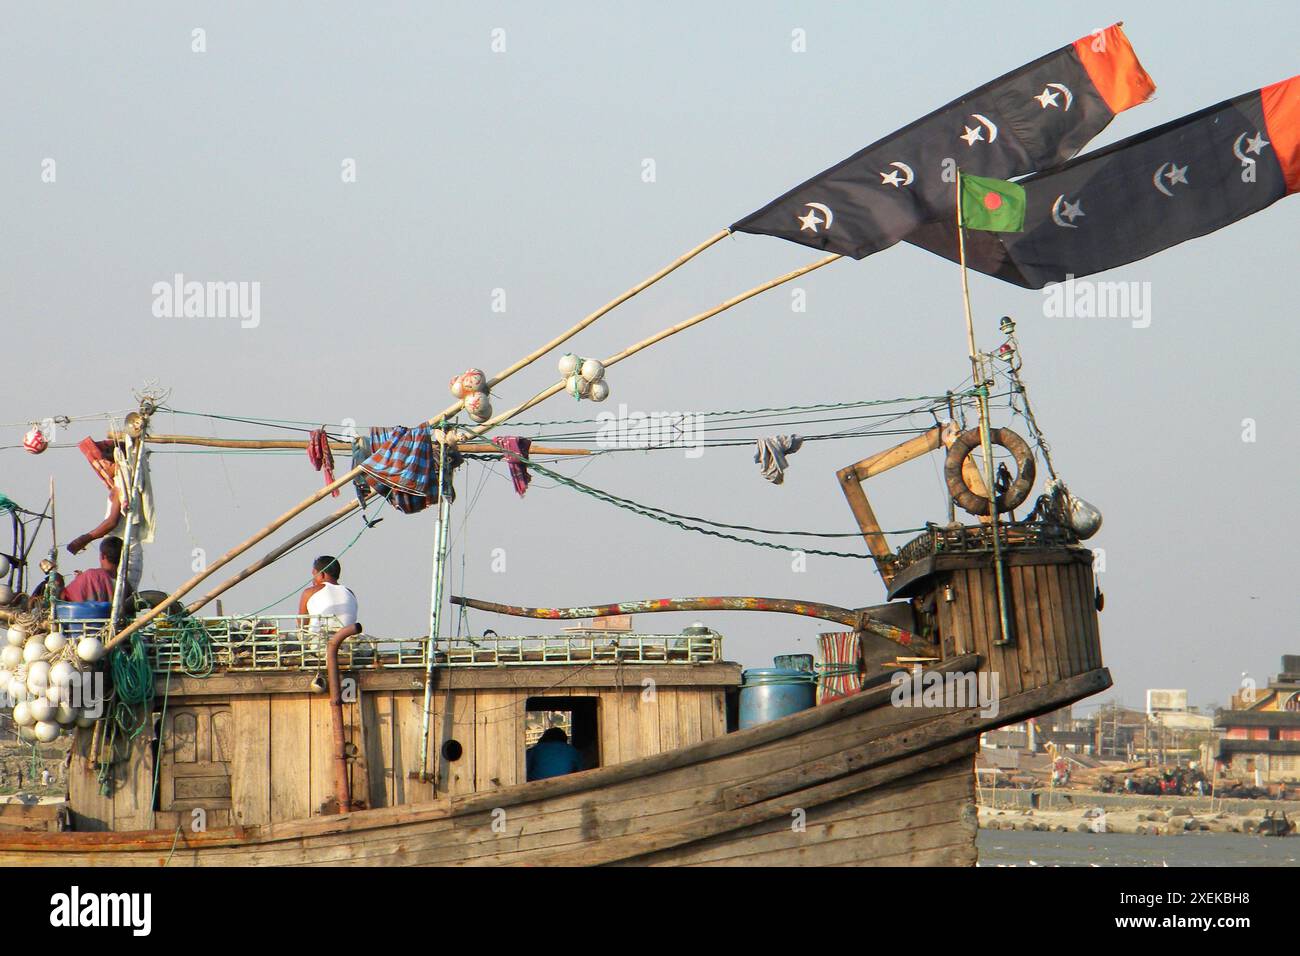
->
xmin=956 ymin=170 xmax=1014 ymax=646
xmin=418 ymin=434 xmax=453 ymax=782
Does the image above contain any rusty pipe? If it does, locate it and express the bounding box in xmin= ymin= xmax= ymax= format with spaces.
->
xmin=448 ymin=594 xmax=937 ymax=654
xmin=326 ymin=622 xmax=362 ymax=815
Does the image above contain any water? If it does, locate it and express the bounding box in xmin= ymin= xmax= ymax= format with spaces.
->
xmin=978 ymin=829 xmax=1300 ymax=867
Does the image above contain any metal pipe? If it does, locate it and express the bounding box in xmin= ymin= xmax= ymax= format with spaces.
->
xmin=418 ymin=441 xmax=453 ymax=782
xmin=448 ymin=594 xmax=937 ymax=654
xmin=325 ymin=622 xmax=362 ymax=814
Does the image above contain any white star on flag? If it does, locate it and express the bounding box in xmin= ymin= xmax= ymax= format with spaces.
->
xmin=1034 ymin=88 xmax=1061 ymax=109
xmin=960 ymin=125 xmax=984 ymax=147
xmin=797 ymin=208 xmax=824 ymax=232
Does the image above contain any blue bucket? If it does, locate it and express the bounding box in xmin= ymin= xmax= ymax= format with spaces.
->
xmin=739 ymin=667 xmax=817 ymax=729
xmin=54 ymin=601 xmax=112 ymax=640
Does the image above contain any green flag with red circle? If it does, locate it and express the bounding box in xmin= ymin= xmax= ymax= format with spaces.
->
xmin=959 ymin=173 xmax=1026 ymax=232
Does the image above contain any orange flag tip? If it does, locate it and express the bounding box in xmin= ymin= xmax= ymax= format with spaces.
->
xmin=1073 ymin=23 xmax=1157 ymax=115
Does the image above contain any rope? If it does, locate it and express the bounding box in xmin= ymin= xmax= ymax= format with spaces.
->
xmin=517 ymin=456 xmax=918 ymax=559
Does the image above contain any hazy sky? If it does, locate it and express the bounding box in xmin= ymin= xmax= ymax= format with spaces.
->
xmin=3 ymin=1 xmax=1296 ymax=713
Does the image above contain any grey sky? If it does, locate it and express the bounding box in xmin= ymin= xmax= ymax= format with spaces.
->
xmin=3 ymin=2 xmax=1296 ymax=713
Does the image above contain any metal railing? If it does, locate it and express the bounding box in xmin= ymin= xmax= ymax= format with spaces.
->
xmin=894 ymin=520 xmax=1079 ymax=574
xmin=52 ymin=615 xmax=722 ymax=672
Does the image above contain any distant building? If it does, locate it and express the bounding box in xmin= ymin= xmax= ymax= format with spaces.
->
xmin=1216 ymin=655 xmax=1300 ymax=783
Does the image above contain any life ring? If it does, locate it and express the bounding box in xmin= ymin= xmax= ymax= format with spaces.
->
xmin=944 ymin=427 xmax=1036 ymax=517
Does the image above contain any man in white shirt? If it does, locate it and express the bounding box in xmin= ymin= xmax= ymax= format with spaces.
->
xmin=297 ymin=555 xmax=358 ymax=635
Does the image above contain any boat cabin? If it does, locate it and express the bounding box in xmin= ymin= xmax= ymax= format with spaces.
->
xmin=67 ymin=623 xmax=740 ymax=832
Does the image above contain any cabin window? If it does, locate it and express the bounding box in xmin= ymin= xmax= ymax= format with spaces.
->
xmin=525 ymin=696 xmax=599 ymax=776
xmin=441 ymin=739 xmax=464 ymax=762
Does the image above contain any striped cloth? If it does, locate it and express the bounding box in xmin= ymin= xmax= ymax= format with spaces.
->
xmin=817 ymin=631 xmax=863 ymax=704
xmin=356 ymin=425 xmax=458 ymax=515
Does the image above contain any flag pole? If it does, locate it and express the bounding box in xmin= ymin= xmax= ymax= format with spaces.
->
xmin=956 ymin=170 xmax=1015 ymax=647
xmin=103 ymin=230 xmax=731 ymax=651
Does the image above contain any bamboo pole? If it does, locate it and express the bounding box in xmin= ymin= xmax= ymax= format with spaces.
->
xmin=184 ymin=498 xmax=363 ymax=615
xmin=468 ymin=253 xmax=843 ymax=435
xmin=956 ymin=170 xmax=1014 ymax=647
xmin=104 ymin=231 xmax=730 ymax=650
xmin=108 ymin=432 xmax=591 ymax=456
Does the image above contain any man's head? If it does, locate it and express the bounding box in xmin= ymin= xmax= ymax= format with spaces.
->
xmin=99 ymin=536 xmax=123 ymax=571
xmin=539 ymin=727 xmax=568 ymax=745
xmin=312 ymin=555 xmax=341 ymax=584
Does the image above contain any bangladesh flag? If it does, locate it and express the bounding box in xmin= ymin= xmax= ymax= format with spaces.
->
xmin=960 ymin=174 xmax=1026 ymax=231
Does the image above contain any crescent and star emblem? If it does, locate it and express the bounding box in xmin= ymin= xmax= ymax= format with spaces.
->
xmin=1051 ymin=194 xmax=1084 ymax=228
xmin=1152 ymin=162 xmax=1190 ymax=197
xmin=879 ymin=161 xmax=915 ymax=187
xmin=797 ymin=202 xmax=834 ymax=233
xmin=960 ymin=113 xmax=999 ymax=147
xmin=1033 ymin=83 xmax=1074 ymax=110
xmin=1232 ymin=131 xmax=1270 ymax=167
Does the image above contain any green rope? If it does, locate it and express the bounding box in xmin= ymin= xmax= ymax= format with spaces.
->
xmin=109 ymin=634 xmax=154 ymax=741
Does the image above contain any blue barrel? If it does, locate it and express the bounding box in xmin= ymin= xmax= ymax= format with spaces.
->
xmin=54 ymin=601 xmax=112 ymax=639
xmin=739 ymin=667 xmax=817 ymax=729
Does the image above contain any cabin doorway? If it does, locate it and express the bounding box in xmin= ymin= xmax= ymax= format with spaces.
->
xmin=525 ymin=696 xmax=599 ymax=777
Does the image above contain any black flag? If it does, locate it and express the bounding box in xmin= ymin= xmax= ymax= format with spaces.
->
xmin=906 ymin=75 xmax=1300 ymax=288
xmin=730 ymin=24 xmax=1155 ymax=259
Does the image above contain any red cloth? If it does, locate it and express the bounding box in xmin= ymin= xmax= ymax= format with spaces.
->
xmin=491 ymin=437 xmax=532 ymax=497
xmin=62 ymin=568 xmax=117 ymax=603
xmin=307 ymin=429 xmax=338 ymax=497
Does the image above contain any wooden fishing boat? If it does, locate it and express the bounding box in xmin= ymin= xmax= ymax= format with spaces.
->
xmin=0 ymin=420 xmax=1110 ymax=866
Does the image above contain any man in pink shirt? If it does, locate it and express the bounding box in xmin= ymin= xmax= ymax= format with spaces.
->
xmin=62 ymin=537 xmax=128 ymax=604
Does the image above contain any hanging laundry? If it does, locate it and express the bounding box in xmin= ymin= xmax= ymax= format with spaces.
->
xmin=358 ymin=425 xmax=460 ymax=514
xmin=306 ymin=428 xmax=339 ymax=497
xmin=754 ymin=435 xmax=803 ymax=485
xmin=490 ymin=436 xmax=532 ymax=498
xmin=74 ymin=436 xmax=155 ymax=588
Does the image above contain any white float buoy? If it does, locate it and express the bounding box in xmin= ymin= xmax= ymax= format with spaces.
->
xmin=44 ymin=631 xmax=66 ymax=653
xmin=34 ymin=721 xmax=59 ymax=743
xmin=558 ymin=353 xmax=579 ymax=378
xmin=12 ymin=700 xmax=33 ymax=727
xmin=6 ymin=626 xmax=25 ymax=647
xmin=580 ymin=358 xmax=605 ymax=383
xmin=28 ymin=697 xmax=53 ymax=723
xmin=0 ymin=645 xmax=20 ymax=670
xmin=23 ymin=639 xmax=45 ymax=664
xmin=588 ymin=380 xmax=610 ymax=402
xmin=76 ymin=637 xmax=104 ymax=663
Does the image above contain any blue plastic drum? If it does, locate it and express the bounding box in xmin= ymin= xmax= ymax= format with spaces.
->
xmin=739 ymin=667 xmax=817 ymax=729
xmin=54 ymin=601 xmax=112 ymax=640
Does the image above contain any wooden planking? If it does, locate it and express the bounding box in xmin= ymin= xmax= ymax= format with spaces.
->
xmin=394 ymin=692 xmax=437 ymax=805
xmin=269 ymin=695 xmax=311 ymax=823
xmin=599 ymin=689 xmax=621 ymax=766
xmin=361 ymin=691 xmax=393 ymax=809
xmin=308 ymin=694 xmax=335 ymax=814
xmin=474 ymin=690 xmax=520 ymax=792
xmin=1008 ymin=566 xmax=1036 ymax=692
xmin=618 ymin=691 xmax=645 ymax=763
xmin=1035 ymin=564 xmax=1064 ymax=684
xmin=68 ymin=726 xmax=113 ymax=832
xmin=676 ymin=686 xmax=703 ymax=749
xmin=230 ymin=696 xmax=271 ymax=825
xmin=111 ymin=734 xmax=156 ymax=832
xmin=637 ymin=687 xmax=662 ymax=759
xmin=657 ymin=688 xmax=681 ymax=754
xmin=705 ymin=690 xmax=727 ymax=738
xmin=1043 ymin=563 xmax=1077 ymax=679
xmin=443 ymin=690 xmax=476 ymax=796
